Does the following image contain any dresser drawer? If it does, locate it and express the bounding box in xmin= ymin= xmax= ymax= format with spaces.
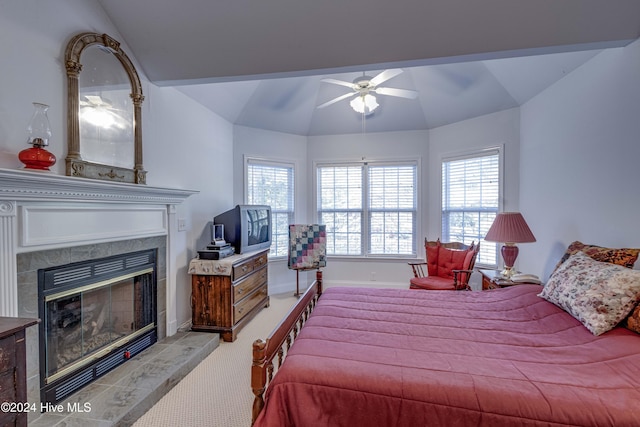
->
xmin=233 ymin=265 xmax=267 ymax=302
xmin=232 ymin=252 xmax=268 ymax=281
xmin=234 ymin=284 xmax=268 ymax=323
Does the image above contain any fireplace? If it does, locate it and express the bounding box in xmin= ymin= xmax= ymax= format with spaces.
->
xmin=0 ymin=168 xmax=197 ymax=419
xmin=38 ymin=249 xmax=157 ymax=404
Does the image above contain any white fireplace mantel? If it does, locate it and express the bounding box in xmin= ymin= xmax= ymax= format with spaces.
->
xmin=0 ymin=168 xmax=198 ymax=336
xmin=0 ymin=168 xmax=197 ymax=204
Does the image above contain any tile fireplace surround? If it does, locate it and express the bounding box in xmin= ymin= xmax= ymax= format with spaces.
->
xmin=0 ymin=168 xmax=198 ymax=420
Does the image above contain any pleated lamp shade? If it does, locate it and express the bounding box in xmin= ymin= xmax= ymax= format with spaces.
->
xmin=484 ymin=212 xmax=536 ymax=276
xmin=484 ymin=212 xmax=536 ymax=244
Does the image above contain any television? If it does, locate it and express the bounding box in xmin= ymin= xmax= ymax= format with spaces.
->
xmin=214 ymin=204 xmax=272 ymax=254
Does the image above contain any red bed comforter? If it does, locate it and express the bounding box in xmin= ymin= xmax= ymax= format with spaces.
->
xmin=254 ymin=285 xmax=640 ymax=427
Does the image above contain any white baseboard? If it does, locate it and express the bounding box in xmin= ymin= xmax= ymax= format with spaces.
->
xmin=177 ymin=319 xmax=192 ymax=333
xmin=167 ymin=319 xmax=179 ymax=336
xmin=268 ymin=281 xmax=296 ymax=296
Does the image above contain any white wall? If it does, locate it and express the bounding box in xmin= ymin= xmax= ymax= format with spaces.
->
xmin=519 ymin=40 xmax=640 ymax=279
xmin=306 ymin=130 xmax=429 ymax=288
xmin=428 ymin=108 xmax=521 ymax=236
xmin=13 ymin=0 xmax=631 ymax=300
xmin=233 ymin=125 xmax=307 ymax=294
xmin=0 ymin=0 xmax=117 ymax=170
xmin=0 ymin=0 xmax=235 ymax=329
xmin=236 ymin=115 xmax=521 ymax=291
xmin=146 ymin=86 xmax=234 ymax=325
xmin=428 ymin=108 xmax=521 ymax=287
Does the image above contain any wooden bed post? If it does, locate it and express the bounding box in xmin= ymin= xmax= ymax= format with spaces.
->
xmin=251 ymin=339 xmax=267 ymax=424
xmin=250 ymin=272 xmax=323 ymax=425
xmin=316 ymin=269 xmax=323 ymax=296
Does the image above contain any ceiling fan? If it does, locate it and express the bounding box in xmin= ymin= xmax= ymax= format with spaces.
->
xmin=317 ymin=69 xmax=418 ymax=114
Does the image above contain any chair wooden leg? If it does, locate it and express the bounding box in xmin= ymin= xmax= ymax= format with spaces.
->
xmin=294 ymin=269 xmax=300 ymax=297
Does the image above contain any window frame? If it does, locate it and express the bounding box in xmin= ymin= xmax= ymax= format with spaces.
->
xmin=244 ymin=156 xmax=296 ymax=259
xmin=440 ymin=146 xmax=503 ymax=268
xmin=314 ymin=158 xmax=421 ymax=259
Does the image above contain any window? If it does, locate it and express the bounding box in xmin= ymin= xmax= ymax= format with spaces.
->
xmin=317 ymin=161 xmax=417 ymax=257
xmin=441 ymin=149 xmax=500 ymax=266
xmin=369 ymin=165 xmax=416 ymax=255
xmin=246 ymin=158 xmax=294 ymax=257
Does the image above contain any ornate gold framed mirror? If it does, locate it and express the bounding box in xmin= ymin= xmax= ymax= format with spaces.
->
xmin=65 ymin=32 xmax=146 ymax=184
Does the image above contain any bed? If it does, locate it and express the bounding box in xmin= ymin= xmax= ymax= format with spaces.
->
xmin=251 ymin=251 xmax=640 ymax=426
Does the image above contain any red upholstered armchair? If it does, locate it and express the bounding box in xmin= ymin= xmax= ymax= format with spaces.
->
xmin=409 ymin=239 xmax=480 ymax=291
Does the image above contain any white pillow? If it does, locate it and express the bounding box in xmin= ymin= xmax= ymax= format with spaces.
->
xmin=539 ymin=252 xmax=640 ymax=335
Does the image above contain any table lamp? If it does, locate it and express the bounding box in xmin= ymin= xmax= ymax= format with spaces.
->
xmin=484 ymin=212 xmax=536 ymax=277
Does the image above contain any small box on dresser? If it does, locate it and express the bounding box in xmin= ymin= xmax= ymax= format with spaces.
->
xmin=188 ymin=250 xmax=269 ymax=342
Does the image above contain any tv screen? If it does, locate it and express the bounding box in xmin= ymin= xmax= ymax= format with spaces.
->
xmin=246 ymin=207 xmax=270 ymax=246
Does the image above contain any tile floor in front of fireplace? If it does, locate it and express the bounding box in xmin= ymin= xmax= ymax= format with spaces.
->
xmin=29 ymin=331 xmax=220 ymax=427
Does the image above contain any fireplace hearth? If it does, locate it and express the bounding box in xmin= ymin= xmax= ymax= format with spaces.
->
xmin=38 ymin=249 xmax=157 ymax=404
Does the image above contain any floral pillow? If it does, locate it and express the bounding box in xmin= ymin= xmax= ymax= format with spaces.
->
xmin=624 ymin=304 xmax=640 ymax=334
xmin=553 ymin=241 xmax=640 ymax=274
xmin=539 ymin=252 xmax=640 ymax=335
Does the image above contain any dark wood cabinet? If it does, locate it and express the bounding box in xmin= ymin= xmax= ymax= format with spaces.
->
xmin=190 ymin=250 xmax=269 ymax=341
xmin=0 ymin=317 xmax=39 ymax=427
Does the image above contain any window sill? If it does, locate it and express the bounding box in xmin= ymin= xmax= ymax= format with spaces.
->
xmin=475 ymin=262 xmax=498 ymax=270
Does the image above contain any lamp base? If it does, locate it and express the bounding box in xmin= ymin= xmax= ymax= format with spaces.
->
xmin=500 ymin=267 xmax=516 ymax=278
xmin=19 ymin=146 xmax=56 ymax=171
xmin=500 ymin=244 xmax=519 ymax=278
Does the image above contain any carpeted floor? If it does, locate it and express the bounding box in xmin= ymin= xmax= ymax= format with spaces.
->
xmin=133 ymin=293 xmax=297 ymax=427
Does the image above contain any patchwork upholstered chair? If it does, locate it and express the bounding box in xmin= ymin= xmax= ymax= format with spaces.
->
xmin=409 ymin=238 xmax=479 ymax=291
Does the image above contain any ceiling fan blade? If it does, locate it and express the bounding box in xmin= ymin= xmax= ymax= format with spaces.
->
xmin=374 ymin=87 xmax=418 ymax=99
xmin=317 ymin=92 xmax=354 ymax=109
xmin=321 ymin=78 xmax=356 ymax=89
xmin=370 ymin=69 xmax=403 ymax=87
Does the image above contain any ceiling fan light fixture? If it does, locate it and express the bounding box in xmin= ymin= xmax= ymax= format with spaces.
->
xmin=350 ymin=94 xmax=378 ymax=115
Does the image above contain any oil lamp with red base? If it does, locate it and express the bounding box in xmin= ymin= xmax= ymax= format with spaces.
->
xmin=19 ymin=102 xmax=56 ymax=171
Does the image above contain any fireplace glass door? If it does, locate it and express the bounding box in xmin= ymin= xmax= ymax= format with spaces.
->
xmin=44 ymin=270 xmax=154 ymax=381
xmin=39 ymin=249 xmax=157 ymax=403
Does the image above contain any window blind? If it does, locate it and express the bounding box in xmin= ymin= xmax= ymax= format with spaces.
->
xmin=442 ymin=151 xmax=499 ymax=266
xmin=317 ymin=161 xmax=417 ymax=257
xmin=247 ymin=159 xmax=294 ymax=257
xmin=368 ymin=165 xmax=416 ymax=255
xmin=317 ymin=165 xmax=363 ymax=255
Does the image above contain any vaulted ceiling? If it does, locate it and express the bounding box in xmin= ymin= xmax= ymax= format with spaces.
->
xmin=97 ymin=0 xmax=640 ymax=136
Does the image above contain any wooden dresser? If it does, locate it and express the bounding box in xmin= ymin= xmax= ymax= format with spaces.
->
xmin=189 ymin=250 xmax=269 ymax=342
xmin=0 ymin=317 xmax=39 ymax=427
